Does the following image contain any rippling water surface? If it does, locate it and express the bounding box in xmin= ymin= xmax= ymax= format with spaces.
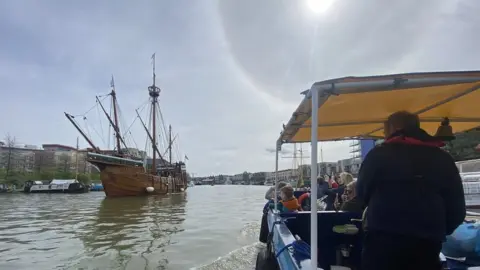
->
xmin=0 ymin=185 xmax=268 ymax=270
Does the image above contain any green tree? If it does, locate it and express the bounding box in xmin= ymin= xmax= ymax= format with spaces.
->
xmin=58 ymin=153 xmax=71 ymax=173
xmin=77 ymin=173 xmax=91 ymax=185
xmin=90 ymin=172 xmax=101 ymax=182
xmin=39 ymin=171 xmax=55 ymax=180
xmin=3 ymin=134 xmax=16 ymax=180
xmin=55 ymin=171 xmax=74 ymax=179
xmin=444 ymin=128 xmax=480 ymax=161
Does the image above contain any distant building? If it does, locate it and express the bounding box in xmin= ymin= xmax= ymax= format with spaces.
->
xmin=250 ymin=172 xmax=266 ymax=185
xmin=0 ymin=145 xmax=36 ymax=173
xmin=343 ymin=139 xmax=375 ymax=175
xmin=36 ymin=144 xmax=98 ymax=174
xmin=0 ymin=142 xmax=156 ymax=176
xmin=351 ymin=139 xmax=375 ymax=160
xmin=121 ymin=148 xmax=147 ymax=159
xmin=298 ymin=162 xmax=337 ymax=180
xmin=202 ymin=178 xmax=214 ymax=184
xmin=232 ymin=173 xmax=244 ymax=184
xmin=265 ymin=169 xmax=295 ymax=186
xmin=337 ymin=158 xmax=361 ymax=175
xmin=42 ymin=144 xmax=77 ymax=152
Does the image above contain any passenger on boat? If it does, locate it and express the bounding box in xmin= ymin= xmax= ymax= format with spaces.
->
xmin=325 ymin=172 xmax=354 ymax=210
xmin=260 ymin=182 xmax=289 ymax=243
xmin=328 ymin=175 xmax=339 ymax=188
xmin=357 ymin=111 xmax=466 ymax=270
xmin=300 ymin=185 xmax=310 ymax=191
xmin=336 ymin=180 xmax=363 ymax=213
xmin=269 ymin=185 xmax=302 ymax=212
xmin=264 ymin=181 xmax=287 ymax=200
xmin=316 ymin=176 xmax=329 ymax=199
xmin=298 ymin=192 xmax=311 ymax=211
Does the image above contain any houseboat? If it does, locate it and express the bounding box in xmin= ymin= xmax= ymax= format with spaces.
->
xmin=24 ymin=179 xmax=89 ymax=193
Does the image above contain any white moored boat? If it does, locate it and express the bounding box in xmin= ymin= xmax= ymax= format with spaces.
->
xmin=24 ymin=179 xmax=89 ymax=194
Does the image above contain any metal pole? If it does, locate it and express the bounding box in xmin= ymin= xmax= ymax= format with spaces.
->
xmin=310 ymin=86 xmax=319 ymax=268
xmin=274 ymin=141 xmax=280 ymax=210
xmin=75 ymin=137 xmax=79 ymax=181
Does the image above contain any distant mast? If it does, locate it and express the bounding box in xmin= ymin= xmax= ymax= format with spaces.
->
xmin=149 ymin=53 xmax=161 ymax=175
xmin=169 ymin=125 xmax=172 ymax=164
xmin=75 ymin=137 xmax=79 ymax=181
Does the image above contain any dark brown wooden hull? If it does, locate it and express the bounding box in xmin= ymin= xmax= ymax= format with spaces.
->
xmin=91 ymin=161 xmax=186 ymax=197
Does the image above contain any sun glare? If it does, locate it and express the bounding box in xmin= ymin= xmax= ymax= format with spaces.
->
xmin=306 ymin=0 xmax=335 ymax=13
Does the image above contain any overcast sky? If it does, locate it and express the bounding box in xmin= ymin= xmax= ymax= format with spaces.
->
xmin=1 ymin=0 xmax=479 ymax=176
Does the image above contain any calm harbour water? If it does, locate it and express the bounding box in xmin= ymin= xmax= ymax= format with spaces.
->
xmin=0 ymin=185 xmax=267 ymax=270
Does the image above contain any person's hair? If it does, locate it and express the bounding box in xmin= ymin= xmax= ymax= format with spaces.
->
xmin=338 ymin=172 xmax=354 ymax=186
xmin=276 ymin=182 xmax=287 ymax=189
xmin=345 ymin=180 xmax=357 ymax=197
xmin=317 ymin=176 xmax=325 ymax=183
xmin=280 ymin=185 xmax=294 ymax=199
xmin=346 ymin=180 xmax=356 ymax=190
xmin=386 ymin=111 xmax=420 ymax=131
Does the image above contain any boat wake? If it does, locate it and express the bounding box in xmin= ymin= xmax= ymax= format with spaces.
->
xmin=191 ymin=222 xmax=262 ymax=270
xmin=237 ymin=221 xmax=260 ymax=240
xmin=191 ymin=242 xmax=262 ymax=270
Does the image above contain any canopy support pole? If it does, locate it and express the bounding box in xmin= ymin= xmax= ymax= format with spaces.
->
xmin=310 ymin=87 xmax=319 ymax=268
xmin=274 ymin=141 xmax=280 ymax=211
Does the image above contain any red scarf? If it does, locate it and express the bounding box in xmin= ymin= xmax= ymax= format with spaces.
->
xmin=384 ymin=135 xmax=445 ymax=147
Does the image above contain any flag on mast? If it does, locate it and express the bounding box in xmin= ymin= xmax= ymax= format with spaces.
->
xmin=184 ymin=155 xmax=189 ymax=161
xmin=110 ymin=75 xmax=115 ymax=88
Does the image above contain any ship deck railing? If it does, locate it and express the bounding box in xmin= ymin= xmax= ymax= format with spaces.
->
xmin=87 ymin=152 xmax=144 ymax=167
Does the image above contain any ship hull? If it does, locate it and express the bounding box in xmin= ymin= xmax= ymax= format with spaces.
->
xmin=97 ymin=164 xmax=185 ymax=197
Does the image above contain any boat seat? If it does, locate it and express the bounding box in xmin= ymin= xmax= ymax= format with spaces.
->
xmin=279 ymin=211 xmax=363 ymax=269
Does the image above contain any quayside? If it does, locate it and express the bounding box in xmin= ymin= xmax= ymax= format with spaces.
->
xmin=257 ymin=70 xmax=480 ymax=270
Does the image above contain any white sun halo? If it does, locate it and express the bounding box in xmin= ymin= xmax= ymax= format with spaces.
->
xmin=306 ymin=0 xmax=335 ymax=13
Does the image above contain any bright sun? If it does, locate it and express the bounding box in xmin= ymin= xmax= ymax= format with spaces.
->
xmin=306 ymin=0 xmax=335 ymax=13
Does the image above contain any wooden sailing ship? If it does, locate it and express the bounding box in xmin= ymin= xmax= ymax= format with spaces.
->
xmin=64 ymin=55 xmax=187 ymax=197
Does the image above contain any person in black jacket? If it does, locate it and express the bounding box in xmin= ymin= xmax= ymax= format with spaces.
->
xmin=357 ymin=111 xmax=466 ymax=270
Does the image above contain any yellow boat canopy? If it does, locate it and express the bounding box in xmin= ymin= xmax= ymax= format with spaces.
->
xmin=279 ymin=71 xmax=480 ymax=143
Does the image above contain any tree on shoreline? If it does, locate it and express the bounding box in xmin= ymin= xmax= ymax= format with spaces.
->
xmin=3 ymin=134 xmax=16 ymax=181
xmin=444 ymin=128 xmax=480 ymax=161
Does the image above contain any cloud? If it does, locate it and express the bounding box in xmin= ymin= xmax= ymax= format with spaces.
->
xmin=1 ymin=0 xmax=479 ymax=176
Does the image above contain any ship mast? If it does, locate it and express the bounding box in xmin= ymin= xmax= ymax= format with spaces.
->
xmin=64 ymin=113 xmax=99 ymax=152
xmin=96 ymin=94 xmax=128 ymax=151
xmin=135 ymin=108 xmax=162 ymax=158
xmin=169 ymin=125 xmax=172 ymax=164
xmin=149 ymin=53 xmax=161 ymax=175
xmin=110 ymin=76 xmax=122 ymax=154
xmin=75 ymin=136 xmax=79 ymax=181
